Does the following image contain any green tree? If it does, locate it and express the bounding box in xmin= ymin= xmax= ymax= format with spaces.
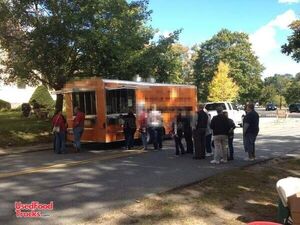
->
xmin=0 ymin=0 xmax=180 ymax=111
xmin=282 ymin=20 xmax=300 ymax=62
xmin=259 ymin=85 xmax=277 ymax=105
xmin=264 ymin=74 xmax=293 ymax=108
xmin=193 ymin=29 xmax=264 ymax=103
xmin=29 ymin=86 xmax=55 ymax=109
xmin=208 ymin=61 xmax=239 ymax=102
xmin=284 ymin=80 xmax=300 ymax=105
xmin=295 ymin=72 xmax=300 ymax=82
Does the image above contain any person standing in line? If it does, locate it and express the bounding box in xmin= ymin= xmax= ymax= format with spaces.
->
xmin=73 ymin=106 xmax=85 ymax=152
xmin=205 ymin=113 xmax=213 ymax=157
xmin=123 ymin=110 xmax=137 ymax=150
xmin=52 ymin=110 xmax=67 ymax=154
xmin=210 ymin=107 xmax=230 ymax=164
xmin=138 ymin=108 xmax=148 ymax=150
xmin=172 ymin=111 xmax=185 ymax=155
xmin=147 ymin=105 xmax=163 ymax=150
xmin=183 ymin=110 xmax=194 ymax=154
xmin=223 ymin=111 xmax=236 ymax=160
xmin=193 ymin=104 xmax=208 ymax=159
xmin=243 ymin=103 xmax=259 ymax=161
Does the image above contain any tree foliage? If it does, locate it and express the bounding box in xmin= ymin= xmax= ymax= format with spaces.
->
xmin=261 ymin=74 xmax=294 ymax=107
xmin=193 ymin=29 xmax=264 ymax=103
xmin=0 ymin=98 xmax=10 ymax=110
xmin=284 ymin=80 xmax=300 ymax=105
xmin=208 ymin=61 xmax=239 ymax=102
xmin=0 ymin=0 xmax=180 ymax=110
xmin=29 ymin=86 xmax=55 ymax=109
xmin=282 ymin=20 xmax=300 ymax=63
xmin=259 ymin=85 xmax=277 ymax=105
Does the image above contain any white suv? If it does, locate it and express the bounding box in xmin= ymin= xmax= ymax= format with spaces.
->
xmin=204 ymin=102 xmax=245 ymax=127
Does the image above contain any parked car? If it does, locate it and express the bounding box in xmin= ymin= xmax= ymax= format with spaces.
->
xmin=204 ymin=102 xmax=245 ymax=127
xmin=266 ymin=103 xmax=277 ymax=111
xmin=289 ymin=103 xmax=300 ymax=113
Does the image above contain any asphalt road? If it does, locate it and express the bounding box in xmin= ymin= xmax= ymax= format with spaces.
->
xmin=0 ymin=118 xmax=299 ymax=225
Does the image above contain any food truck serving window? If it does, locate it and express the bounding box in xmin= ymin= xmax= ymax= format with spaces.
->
xmin=106 ymin=89 xmax=135 ymax=114
xmin=72 ymin=91 xmax=96 ymax=115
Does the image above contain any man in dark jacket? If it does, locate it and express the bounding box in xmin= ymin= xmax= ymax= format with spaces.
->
xmin=223 ymin=111 xmax=236 ymax=160
xmin=193 ymin=104 xmax=208 ymax=159
xmin=172 ymin=112 xmax=185 ymax=155
xmin=210 ymin=107 xmax=230 ymax=164
xmin=243 ymin=103 xmax=259 ymax=161
xmin=123 ymin=110 xmax=136 ymax=150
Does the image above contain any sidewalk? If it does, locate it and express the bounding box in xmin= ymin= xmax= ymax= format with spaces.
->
xmin=0 ymin=143 xmax=53 ymax=156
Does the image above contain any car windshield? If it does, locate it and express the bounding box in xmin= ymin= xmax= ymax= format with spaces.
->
xmin=205 ymin=103 xmax=226 ymax=111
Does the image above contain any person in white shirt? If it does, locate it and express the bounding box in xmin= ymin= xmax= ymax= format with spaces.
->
xmin=147 ymin=105 xmax=163 ymax=150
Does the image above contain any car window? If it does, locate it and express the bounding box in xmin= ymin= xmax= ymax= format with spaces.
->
xmin=232 ymin=104 xmax=238 ymax=110
xmin=205 ymin=103 xmax=226 ymax=111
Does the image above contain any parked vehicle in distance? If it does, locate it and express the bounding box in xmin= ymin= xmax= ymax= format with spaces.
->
xmin=204 ymin=102 xmax=245 ymax=127
xmin=266 ymin=103 xmax=277 ymax=111
xmin=289 ymin=103 xmax=300 ymax=113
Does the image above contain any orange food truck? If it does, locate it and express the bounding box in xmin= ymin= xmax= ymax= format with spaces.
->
xmin=62 ymin=78 xmax=197 ymax=143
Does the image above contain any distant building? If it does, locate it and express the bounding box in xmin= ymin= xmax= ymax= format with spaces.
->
xmin=0 ymin=83 xmax=56 ymax=108
xmin=0 ymin=83 xmax=36 ymax=108
xmin=0 ymin=50 xmax=55 ymax=108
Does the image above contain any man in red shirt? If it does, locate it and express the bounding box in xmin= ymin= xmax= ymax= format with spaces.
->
xmin=73 ymin=107 xmax=85 ymax=152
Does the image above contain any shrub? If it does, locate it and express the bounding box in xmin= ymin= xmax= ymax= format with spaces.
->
xmin=10 ymin=105 xmax=22 ymax=112
xmin=29 ymin=86 xmax=55 ymax=110
xmin=0 ymin=99 xmax=11 ymax=110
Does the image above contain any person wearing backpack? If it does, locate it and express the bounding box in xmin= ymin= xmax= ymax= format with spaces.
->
xmin=172 ymin=112 xmax=185 ymax=155
xmin=123 ymin=110 xmax=137 ymax=150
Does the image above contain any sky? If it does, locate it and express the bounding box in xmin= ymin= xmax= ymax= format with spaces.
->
xmin=147 ymin=0 xmax=300 ymax=78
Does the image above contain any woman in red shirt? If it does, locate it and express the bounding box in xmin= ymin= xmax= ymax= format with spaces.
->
xmin=52 ymin=110 xmax=67 ymax=154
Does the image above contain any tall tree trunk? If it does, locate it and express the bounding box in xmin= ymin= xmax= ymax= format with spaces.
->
xmin=55 ymin=94 xmax=64 ymax=112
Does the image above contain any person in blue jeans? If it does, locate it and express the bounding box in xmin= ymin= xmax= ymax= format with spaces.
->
xmin=52 ymin=110 xmax=67 ymax=154
xmin=223 ymin=111 xmax=236 ymax=160
xmin=138 ymin=109 xmax=148 ymax=150
xmin=147 ymin=106 xmax=163 ymax=150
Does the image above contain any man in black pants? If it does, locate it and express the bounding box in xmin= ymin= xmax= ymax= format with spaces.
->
xmin=243 ymin=103 xmax=259 ymax=160
xmin=172 ymin=112 xmax=185 ymax=155
xmin=183 ymin=111 xmax=194 ymax=154
xmin=193 ymin=104 xmax=208 ymax=159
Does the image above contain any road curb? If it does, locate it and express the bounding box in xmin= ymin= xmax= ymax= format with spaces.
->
xmin=0 ymin=146 xmax=53 ymax=157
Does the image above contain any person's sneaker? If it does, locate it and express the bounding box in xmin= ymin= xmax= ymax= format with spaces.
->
xmin=244 ymin=157 xmax=251 ymax=161
xmin=249 ymin=158 xmax=255 ymax=161
xmin=210 ymin=160 xmax=220 ymax=164
xmin=206 ymin=153 xmax=213 ymax=157
xmin=220 ymin=159 xmax=228 ymax=163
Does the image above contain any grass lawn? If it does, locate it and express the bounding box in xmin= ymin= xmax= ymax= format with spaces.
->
xmin=0 ymin=111 xmax=52 ymax=148
xmin=79 ymin=157 xmax=300 ymax=225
